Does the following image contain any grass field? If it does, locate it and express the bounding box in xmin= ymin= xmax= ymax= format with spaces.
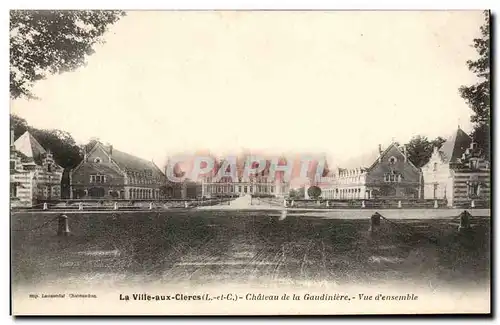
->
xmin=11 ymin=209 xmax=490 ymax=292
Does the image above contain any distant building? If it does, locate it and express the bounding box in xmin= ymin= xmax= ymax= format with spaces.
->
xmin=422 ymin=127 xmax=490 ymax=207
xmin=10 ymin=130 xmax=64 ymax=207
xmin=199 ymin=154 xmax=290 ymax=198
xmin=321 ymin=142 xmax=422 ymax=200
xmin=70 ymin=140 xmax=166 ymax=200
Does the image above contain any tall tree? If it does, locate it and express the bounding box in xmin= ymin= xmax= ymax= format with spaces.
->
xmin=459 ymin=11 xmax=490 ymax=159
xmin=405 ymin=135 xmax=446 ymax=168
xmin=10 ymin=10 xmax=125 ymax=99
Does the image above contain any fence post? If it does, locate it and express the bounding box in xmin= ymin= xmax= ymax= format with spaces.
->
xmin=78 ymin=202 xmax=83 ymax=210
xmin=57 ymin=215 xmax=70 ymax=236
xmin=43 ymin=202 xmax=48 ymax=210
xmin=284 ymin=199 xmax=288 ymax=207
xmin=369 ymin=212 xmax=382 ymax=234
xmin=114 ymin=202 xmax=118 ymax=210
xmin=291 ymin=200 xmax=295 ymax=207
xmin=398 ymin=200 xmax=402 ymax=208
xmin=184 ymin=201 xmax=188 ymax=208
xmin=326 ymin=201 xmax=329 ymax=207
xmin=361 ymin=200 xmax=365 ymax=208
xmin=149 ymin=202 xmax=153 ymax=210
xmin=458 ymin=210 xmax=472 ymax=232
xmin=434 ymin=200 xmax=438 ymax=209
xmin=471 ymin=200 xmax=475 ymax=208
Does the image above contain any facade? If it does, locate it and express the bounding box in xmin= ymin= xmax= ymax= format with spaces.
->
xmin=422 ymin=127 xmax=490 ymax=207
xmin=10 ymin=130 xmax=64 ymax=207
xmin=70 ymin=140 xmax=166 ymax=200
xmin=202 ymin=176 xmax=289 ymax=198
xmin=200 ymin=154 xmax=290 ymax=198
xmin=321 ymin=142 xmax=422 ymax=200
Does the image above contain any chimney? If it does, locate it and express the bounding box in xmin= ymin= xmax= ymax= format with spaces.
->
xmin=109 ymin=145 xmax=113 ymax=155
xmin=403 ymin=145 xmax=407 ymax=162
xmin=81 ymin=145 xmax=88 ymax=162
xmin=378 ymin=144 xmax=382 ymax=154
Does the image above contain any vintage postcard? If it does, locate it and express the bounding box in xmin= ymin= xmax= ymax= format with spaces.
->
xmin=9 ymin=10 xmax=491 ymax=316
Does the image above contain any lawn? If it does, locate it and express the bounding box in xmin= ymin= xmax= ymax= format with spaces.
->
xmin=11 ymin=209 xmax=490 ymax=291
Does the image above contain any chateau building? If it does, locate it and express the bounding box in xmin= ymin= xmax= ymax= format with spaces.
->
xmin=321 ymin=142 xmax=422 ymax=200
xmin=10 ymin=130 xmax=64 ymax=207
xmin=70 ymin=140 xmax=167 ymax=200
xmin=422 ymin=127 xmax=490 ymax=207
xmin=202 ymin=175 xmax=289 ymax=198
xmin=199 ymin=154 xmax=290 ymax=198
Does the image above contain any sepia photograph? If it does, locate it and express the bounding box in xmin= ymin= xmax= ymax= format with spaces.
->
xmin=9 ymin=9 xmax=491 ymax=315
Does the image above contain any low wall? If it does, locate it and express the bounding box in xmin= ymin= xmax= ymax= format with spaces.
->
xmin=16 ymin=198 xmax=232 ymax=211
xmin=283 ymin=198 xmax=489 ymax=209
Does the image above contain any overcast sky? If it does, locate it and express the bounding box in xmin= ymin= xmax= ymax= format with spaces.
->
xmin=10 ymin=10 xmax=485 ymax=167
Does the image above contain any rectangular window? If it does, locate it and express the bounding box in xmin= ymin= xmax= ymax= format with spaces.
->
xmin=90 ymin=175 xmax=106 ymax=183
xmin=384 ymin=173 xmax=401 ymax=183
xmin=10 ymin=183 xmax=17 ymax=197
xmin=468 ymin=183 xmax=479 ymax=197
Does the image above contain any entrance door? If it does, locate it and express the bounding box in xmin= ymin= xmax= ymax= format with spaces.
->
xmin=89 ymin=187 xmax=105 ymax=198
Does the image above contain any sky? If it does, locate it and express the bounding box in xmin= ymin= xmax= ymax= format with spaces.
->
xmin=10 ymin=10 xmax=485 ymax=168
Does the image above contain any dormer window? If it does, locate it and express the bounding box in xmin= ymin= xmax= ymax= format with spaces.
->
xmin=470 ymin=159 xmax=479 ymax=170
xmin=94 ymin=157 xmax=102 ymax=163
xmin=433 ymin=162 xmax=438 ymax=172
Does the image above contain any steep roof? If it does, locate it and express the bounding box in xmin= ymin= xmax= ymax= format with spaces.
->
xmin=334 ymin=142 xmax=419 ymax=172
xmin=111 ymin=148 xmax=162 ymax=175
xmin=439 ymin=127 xmax=472 ymax=163
xmin=85 ymin=141 xmax=165 ymax=178
xmin=13 ymin=131 xmax=47 ymax=165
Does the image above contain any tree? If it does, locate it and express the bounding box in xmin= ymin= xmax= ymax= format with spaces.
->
xmin=297 ymin=187 xmax=305 ymax=199
xmin=289 ymin=187 xmax=305 ymax=199
xmin=405 ymin=135 xmax=446 ymax=168
xmin=459 ymin=11 xmax=490 ymax=159
xmin=307 ymin=186 xmax=322 ymax=199
xmin=10 ymin=10 xmax=125 ymax=99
